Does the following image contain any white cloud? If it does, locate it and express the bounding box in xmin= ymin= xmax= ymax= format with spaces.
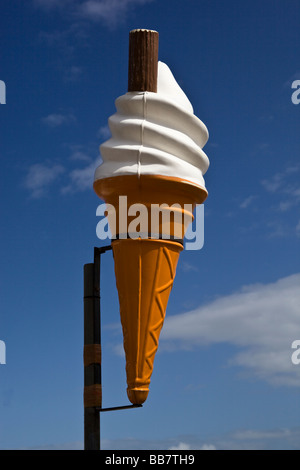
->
xmin=283 ymin=71 xmax=300 ymax=89
xmin=24 ymin=441 xmax=83 ymax=450
xmin=261 ymin=172 xmax=285 ymax=193
xmin=258 ymin=114 xmax=274 ymax=124
xmin=100 ymin=436 xmax=218 ymax=451
xmin=219 ymin=427 xmax=300 ymax=450
xmin=24 ymin=427 xmax=300 ymax=450
xmin=62 ymin=156 xmax=102 ymax=193
xmin=39 ymin=23 xmax=88 ymax=56
xmin=25 ymin=147 xmax=101 ymax=197
xmin=161 ymin=273 xmax=300 ymax=387
xmin=265 ymin=220 xmax=288 ymax=239
xmin=79 ymin=0 xmax=153 ymax=25
xmin=239 ymin=195 xmax=257 ymax=209
xmin=24 ymin=163 xmax=65 ymax=198
xmin=64 ymin=65 xmax=83 ymax=82
xmin=296 ymin=220 xmax=300 ymax=237
xmin=261 ymin=165 xmax=300 ymax=194
xmin=168 ymin=442 xmax=216 ymax=450
xmin=232 ymin=429 xmax=292 ymax=441
xmin=69 ymin=149 xmax=92 ymax=162
xmin=42 ymin=113 xmax=76 ymax=128
xmin=260 ymin=165 xmax=300 ymax=237
xmin=34 ymin=0 xmax=154 ymax=27
xmin=180 ymin=261 xmax=199 ymax=273
xmin=168 ymin=442 xmax=191 ymax=450
xmin=97 ymin=125 xmax=111 ymax=140
xmin=100 ymin=427 xmax=300 ymax=450
xmin=278 ymin=201 xmax=293 ymax=212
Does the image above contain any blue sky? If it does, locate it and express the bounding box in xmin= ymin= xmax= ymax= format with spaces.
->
xmin=1 ymin=0 xmax=300 ymax=450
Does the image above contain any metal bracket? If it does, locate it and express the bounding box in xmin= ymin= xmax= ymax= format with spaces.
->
xmin=94 ymin=245 xmax=142 ymax=415
xmin=94 ymin=245 xmax=113 ymax=257
xmin=97 ymin=404 xmax=143 ymax=413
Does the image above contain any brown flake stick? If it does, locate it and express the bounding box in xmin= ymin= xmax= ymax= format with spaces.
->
xmin=128 ymin=29 xmax=159 ymax=93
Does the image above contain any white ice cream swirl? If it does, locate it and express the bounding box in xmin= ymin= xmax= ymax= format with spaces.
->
xmin=94 ymin=61 xmax=209 ymax=190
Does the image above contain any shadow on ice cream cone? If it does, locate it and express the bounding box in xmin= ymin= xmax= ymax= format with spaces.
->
xmin=94 ymin=174 xmax=207 ymax=404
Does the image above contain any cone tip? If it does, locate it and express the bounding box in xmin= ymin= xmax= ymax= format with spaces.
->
xmin=127 ymin=388 xmax=149 ymax=405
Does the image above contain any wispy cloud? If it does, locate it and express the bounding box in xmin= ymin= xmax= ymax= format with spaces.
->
xmin=22 ymin=426 xmax=300 ymax=450
xmin=265 ymin=219 xmax=288 ymax=238
xmin=39 ymin=22 xmax=88 ymax=58
xmin=296 ymin=220 xmax=300 ymax=237
xmin=250 ymin=142 xmax=273 ymax=157
xmin=24 ymin=441 xmax=83 ymax=450
xmin=34 ymin=0 xmax=154 ymax=27
xmin=61 ymin=156 xmax=102 ymax=193
xmin=261 ymin=165 xmax=300 ymax=194
xmin=180 ymin=261 xmax=199 ymax=273
xmin=278 ymin=200 xmax=293 ymax=212
xmin=220 ymin=427 xmax=300 ymax=450
xmin=100 ymin=426 xmax=300 ymax=450
xmin=100 ymin=436 xmax=218 ymax=451
xmin=69 ymin=150 xmax=92 ymax=162
xmin=168 ymin=442 xmax=216 ymax=450
xmin=24 ymin=144 xmax=101 ymax=197
xmin=229 ymin=164 xmax=300 ymax=238
xmin=97 ymin=125 xmax=111 ymax=140
xmin=161 ymin=273 xmax=300 ymax=387
xmin=198 ymin=444 xmax=217 ymax=450
xmin=63 ymin=65 xmax=84 ymax=82
xmin=260 ymin=165 xmax=300 ymax=237
xmin=261 ymin=173 xmax=285 ymax=193
xmin=24 ymin=163 xmax=65 ymax=198
xmin=258 ymin=114 xmax=274 ymax=124
xmin=42 ymin=113 xmax=76 ymax=128
xmin=78 ymin=0 xmax=153 ymax=26
xmin=233 ymin=429 xmax=292 ymax=441
xmin=283 ymin=71 xmax=300 ymax=89
xmin=239 ymin=195 xmax=257 ymax=209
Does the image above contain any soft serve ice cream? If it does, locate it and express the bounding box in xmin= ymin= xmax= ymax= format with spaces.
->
xmin=94 ymin=61 xmax=209 ymax=194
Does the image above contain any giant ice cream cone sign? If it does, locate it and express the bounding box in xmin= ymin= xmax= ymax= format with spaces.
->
xmin=94 ymin=30 xmax=209 ymax=404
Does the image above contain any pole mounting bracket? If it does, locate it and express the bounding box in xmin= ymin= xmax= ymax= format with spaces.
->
xmin=97 ymin=404 xmax=143 ymax=413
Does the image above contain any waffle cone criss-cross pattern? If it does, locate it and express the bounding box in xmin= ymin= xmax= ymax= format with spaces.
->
xmin=94 ymin=48 xmax=209 ymax=404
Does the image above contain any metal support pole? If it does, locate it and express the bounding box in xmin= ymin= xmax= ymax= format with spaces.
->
xmin=84 ymin=245 xmax=143 ymax=450
xmin=84 ymin=260 xmax=100 ymax=450
xmin=83 ymin=246 xmax=111 ymax=450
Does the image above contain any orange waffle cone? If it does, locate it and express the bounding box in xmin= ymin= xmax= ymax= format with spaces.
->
xmin=112 ymin=238 xmax=183 ymax=404
xmin=93 ymin=174 xmax=207 ymax=404
xmin=94 ymin=174 xmax=207 ymax=240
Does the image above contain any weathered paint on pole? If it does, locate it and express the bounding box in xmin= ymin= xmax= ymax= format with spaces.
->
xmin=84 ymin=257 xmax=101 ymax=450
